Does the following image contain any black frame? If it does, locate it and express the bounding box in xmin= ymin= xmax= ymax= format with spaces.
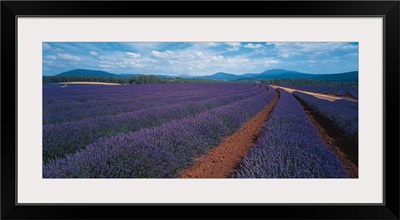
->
xmin=1 ymin=1 xmax=399 ymax=219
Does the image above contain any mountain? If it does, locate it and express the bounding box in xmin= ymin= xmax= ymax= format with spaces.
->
xmin=242 ymin=69 xmax=302 ymax=77
xmin=203 ymin=72 xmax=243 ymax=81
xmin=178 ymin=74 xmax=198 ymax=79
xmin=245 ymin=69 xmax=311 ymax=79
xmin=118 ymin=73 xmax=138 ymax=78
xmin=56 ymin=69 xmax=119 ymax=77
xmin=198 ymin=69 xmax=312 ymax=81
xmin=201 ymin=69 xmax=358 ymax=82
xmin=54 ymin=68 xmax=358 ymax=82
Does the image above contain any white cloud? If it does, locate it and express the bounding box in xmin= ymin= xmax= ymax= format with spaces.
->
xmin=124 ymin=43 xmax=162 ymax=51
xmin=150 ymin=50 xmax=170 ymax=58
xmin=43 ymin=60 xmax=54 ymax=64
xmin=281 ymin=53 xmax=290 ymax=58
xmin=211 ymin=55 xmax=224 ymax=61
xmin=226 ymin=58 xmax=249 ymax=64
xmin=131 ymin=62 xmax=144 ymax=68
xmin=99 ymin=64 xmax=112 ymax=68
xmin=45 ymin=55 xmax=57 ymax=60
xmin=339 ymin=44 xmax=358 ymax=51
xmin=207 ymin=43 xmax=218 ymax=47
xmin=43 ymin=43 xmax=52 ymax=50
xmin=125 ymin=52 xmax=142 ymax=58
xmin=89 ymin=51 xmax=98 ymax=56
xmin=263 ymin=59 xmax=279 ymax=66
xmin=308 ymin=60 xmax=317 ymax=67
xmin=57 ymin=53 xmax=83 ymax=62
xmin=344 ymin=52 xmax=358 ymax=58
xmin=195 ymin=52 xmax=206 ymax=58
xmin=226 ymin=43 xmax=241 ymax=51
xmin=244 ymin=43 xmax=264 ymax=49
xmin=272 ymin=42 xmax=357 ymax=58
xmin=226 ymin=43 xmax=240 ymax=47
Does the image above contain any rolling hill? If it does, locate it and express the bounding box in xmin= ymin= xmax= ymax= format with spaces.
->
xmin=57 ymin=69 xmax=120 ymax=77
xmin=202 ymin=72 xmax=243 ymax=81
xmin=54 ymin=68 xmax=358 ymax=82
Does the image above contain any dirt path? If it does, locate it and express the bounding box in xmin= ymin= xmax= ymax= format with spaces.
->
xmin=296 ymin=97 xmax=358 ymax=178
xmin=270 ymin=85 xmax=357 ymax=102
xmin=179 ymin=91 xmax=279 ymax=178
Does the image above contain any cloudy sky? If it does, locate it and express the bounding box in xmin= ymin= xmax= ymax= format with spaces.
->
xmin=42 ymin=42 xmax=358 ymax=76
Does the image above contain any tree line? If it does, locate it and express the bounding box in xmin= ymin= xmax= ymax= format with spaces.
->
xmin=43 ymin=75 xmax=218 ymax=84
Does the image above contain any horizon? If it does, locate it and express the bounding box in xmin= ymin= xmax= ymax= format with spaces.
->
xmin=43 ymin=42 xmax=358 ymax=76
xmin=44 ymin=68 xmax=358 ymax=77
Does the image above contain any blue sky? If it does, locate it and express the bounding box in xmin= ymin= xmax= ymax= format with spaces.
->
xmin=43 ymin=42 xmax=358 ymax=76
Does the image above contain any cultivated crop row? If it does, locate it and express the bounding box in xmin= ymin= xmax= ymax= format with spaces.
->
xmin=43 ymin=88 xmax=264 ymax=161
xmin=334 ymin=99 xmax=358 ymax=110
xmin=233 ymin=89 xmax=346 ymax=178
xmin=43 ymin=88 xmax=277 ymax=178
xmin=293 ymin=91 xmax=358 ymax=141
xmin=43 ymin=86 xmax=266 ymax=163
xmin=280 ymin=84 xmax=358 ymax=99
xmin=43 ymin=83 xmax=263 ymax=124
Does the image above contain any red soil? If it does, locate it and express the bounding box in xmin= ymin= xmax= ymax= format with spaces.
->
xmin=296 ymin=97 xmax=358 ymax=178
xmin=179 ymin=91 xmax=279 ymax=178
xmin=270 ymin=85 xmax=358 ymax=102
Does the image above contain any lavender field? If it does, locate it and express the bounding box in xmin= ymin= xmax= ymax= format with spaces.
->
xmin=280 ymin=84 xmax=358 ymax=99
xmin=43 ymin=83 xmax=358 ymax=178
xmin=233 ymin=89 xmax=346 ymax=178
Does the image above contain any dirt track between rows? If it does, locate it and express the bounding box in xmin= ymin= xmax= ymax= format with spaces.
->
xmin=269 ymin=85 xmax=357 ymax=102
xmin=180 ymin=85 xmax=358 ymax=178
xmin=179 ymin=90 xmax=279 ymax=178
xmin=297 ymin=98 xmax=358 ymax=178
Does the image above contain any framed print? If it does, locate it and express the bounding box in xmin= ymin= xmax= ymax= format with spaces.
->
xmin=1 ymin=1 xmax=399 ymax=219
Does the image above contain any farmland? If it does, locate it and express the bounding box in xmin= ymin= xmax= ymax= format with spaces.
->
xmin=43 ymin=83 xmax=358 ymax=178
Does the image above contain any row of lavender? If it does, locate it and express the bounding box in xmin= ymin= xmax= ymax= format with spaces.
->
xmin=44 ymin=87 xmax=277 ymax=178
xmin=43 ymin=83 xmax=263 ymax=111
xmin=43 ymin=84 xmax=266 ymax=163
xmin=43 ymin=89 xmax=263 ymax=162
xmin=280 ymin=84 xmax=358 ymax=99
xmin=292 ymin=91 xmax=358 ymax=141
xmin=44 ymin=87 xmax=261 ymax=124
xmin=44 ymin=84 xmax=263 ymax=124
xmin=234 ymin=89 xmax=346 ymax=178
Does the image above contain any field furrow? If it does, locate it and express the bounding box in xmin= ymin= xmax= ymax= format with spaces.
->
xmin=43 ymin=84 xmax=262 ymax=124
xmin=292 ymin=91 xmax=358 ymax=141
xmin=233 ymin=89 xmax=346 ymax=178
xmin=43 ymin=88 xmax=275 ymax=178
xmin=43 ymin=85 xmax=267 ymax=163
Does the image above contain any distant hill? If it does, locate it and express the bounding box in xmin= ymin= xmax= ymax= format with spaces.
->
xmin=242 ymin=69 xmax=303 ymax=77
xmin=57 ymin=69 xmax=119 ymax=77
xmin=242 ymin=69 xmax=311 ymax=79
xmin=178 ymin=74 xmax=198 ymax=79
xmin=204 ymin=69 xmax=358 ymax=82
xmin=203 ymin=72 xmax=243 ymax=81
xmin=54 ymin=68 xmax=358 ymax=82
xmin=118 ymin=73 xmax=137 ymax=78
